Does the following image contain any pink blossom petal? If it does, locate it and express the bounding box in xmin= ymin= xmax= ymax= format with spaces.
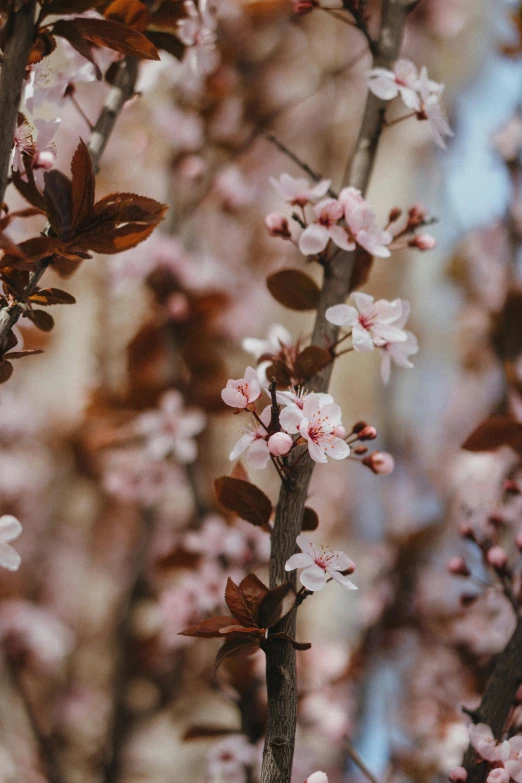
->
xmin=300 ymin=564 xmax=328 ymax=591
xmin=0 ymin=515 xmax=22 ymax=543
xmin=299 ymin=224 xmax=330 ymax=255
xmin=325 ymin=304 xmax=358 ymax=327
xmin=323 ymin=437 xmax=351 ymax=460
xmin=229 ymin=432 xmax=255 ymax=461
xmin=0 ymin=543 xmax=21 ymax=571
xmin=285 ymin=552 xmax=314 ymax=570
xmin=279 ymin=404 xmax=304 ymax=434
xmin=245 ymin=439 xmax=271 ymax=470
xmin=329 ymin=570 xmax=358 ymax=589
xmin=221 ymin=386 xmax=248 ymax=408
xmin=296 ymin=534 xmax=317 ymax=557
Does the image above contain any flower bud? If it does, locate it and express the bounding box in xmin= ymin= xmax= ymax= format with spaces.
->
xmin=363 ymin=451 xmax=395 ymax=475
xmin=407 ymin=203 xmax=427 ymax=227
xmin=447 ymin=556 xmax=470 ymax=577
xmin=353 ymin=445 xmax=368 ymax=455
xmin=486 ymin=545 xmax=508 ymax=570
xmin=459 ymin=523 xmax=476 ymax=541
xmin=352 ymin=421 xmax=369 ymax=434
xmin=409 ymin=233 xmax=436 ymax=251
xmin=449 ymin=767 xmax=468 ymax=783
xmin=388 ymin=207 xmax=402 ymax=223
xmin=33 ymin=150 xmax=55 ymax=170
xmin=293 ymin=0 xmax=318 ymax=13
xmin=505 ymin=479 xmax=521 ymax=495
xmin=357 ymin=425 xmax=377 ymax=441
xmin=265 ymin=213 xmax=291 ymax=239
xmin=268 ymin=432 xmax=293 ymax=456
xmin=178 ymin=154 xmax=206 ymax=179
xmin=167 ymin=292 xmax=190 ymax=321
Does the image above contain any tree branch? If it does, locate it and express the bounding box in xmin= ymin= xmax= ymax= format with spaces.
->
xmin=0 ymin=55 xmax=139 ymax=355
xmin=0 ymin=1 xmax=37 ymax=206
xmin=260 ymin=3 xmax=412 ymax=782
xmin=462 ymin=616 xmax=522 ymax=783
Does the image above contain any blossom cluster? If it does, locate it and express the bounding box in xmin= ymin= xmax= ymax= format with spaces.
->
xmin=465 ymin=723 xmax=522 ymax=783
xmin=368 ymin=58 xmax=453 ymax=149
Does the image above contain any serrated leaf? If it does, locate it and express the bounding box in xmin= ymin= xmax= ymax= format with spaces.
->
xmin=214 ymin=636 xmax=260 ymax=674
xmin=25 ymin=309 xmax=55 ymax=332
xmin=294 ymin=346 xmax=331 ymax=380
xmin=104 ymin=0 xmax=150 ymax=30
xmin=145 ymin=30 xmax=184 ymax=59
xmin=237 ymin=574 xmax=268 ymax=621
xmin=29 ymin=288 xmax=76 ymax=306
xmin=178 ymin=615 xmax=238 ymax=638
xmin=302 ymin=507 xmax=319 ymax=531
xmin=258 ymin=582 xmax=294 ymax=628
xmin=462 ymin=416 xmax=522 ymax=457
xmin=70 ymin=140 xmax=95 ymax=232
xmin=43 ymin=170 xmax=73 ymax=239
xmin=267 ymin=269 xmax=320 ymax=311
xmin=51 ymin=20 xmax=102 ymax=78
xmin=214 ymin=476 xmax=272 ymax=529
xmin=225 ymin=578 xmax=257 ymax=627
xmin=72 ymin=17 xmax=160 ymax=59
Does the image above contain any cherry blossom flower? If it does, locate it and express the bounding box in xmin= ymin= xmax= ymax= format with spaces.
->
xmin=207 ymin=734 xmax=258 ymax=783
xmin=368 ymin=58 xmax=421 ymax=110
xmin=279 ymin=389 xmax=335 ymax=436
xmin=270 ymin=173 xmax=331 ymax=207
xmin=135 ymin=390 xmax=206 ymax=463
xmin=486 ymin=769 xmax=510 ymax=783
xmin=416 ymin=66 xmax=454 ymax=150
xmin=326 ymin=293 xmax=408 ymax=352
xmin=221 ymin=367 xmax=262 ymax=409
xmin=265 ymin=213 xmax=291 ymax=238
xmin=339 ymin=191 xmax=392 ymax=257
xmin=214 ymin=166 xmax=256 ymax=210
xmin=184 ymin=515 xmax=249 ymax=562
xmin=281 ymin=392 xmax=349 ymax=463
xmin=12 ymin=117 xmax=60 ymax=175
xmin=363 ymin=451 xmax=395 ymax=475
xmin=377 ymin=298 xmax=419 ymax=383
xmin=500 ymin=735 xmax=522 ymax=782
xmin=468 ymin=724 xmax=500 ymax=763
xmin=0 ymin=600 xmax=74 ymax=669
xmin=229 ymin=405 xmax=272 ymax=469
xmin=305 ymin=773 xmax=329 ymax=783
xmin=285 ymin=534 xmax=357 ymax=591
xmin=177 ymin=0 xmax=220 ymax=77
xmin=298 ymin=198 xmax=352 ymax=255
xmin=0 ymin=515 xmax=22 ymax=571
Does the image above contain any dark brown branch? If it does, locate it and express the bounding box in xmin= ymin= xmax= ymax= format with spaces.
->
xmin=6 ymin=653 xmax=67 ymax=783
xmin=260 ymin=2 xmax=412 ymax=782
xmin=0 ymin=56 xmax=139 ymax=355
xmin=0 ymin=1 xmax=37 ymax=206
xmin=461 ymin=616 xmax=522 ymax=783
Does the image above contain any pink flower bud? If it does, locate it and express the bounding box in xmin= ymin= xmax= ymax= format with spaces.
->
xmin=448 ymin=556 xmax=470 ymax=577
xmin=167 ymin=292 xmax=190 ymax=321
xmin=268 ymin=432 xmax=293 ymax=456
xmin=333 ymin=425 xmax=346 ymax=438
xmin=504 ymin=479 xmax=521 ymax=495
xmin=357 ymin=425 xmax=377 ymax=441
xmin=486 ymin=770 xmax=510 ymax=783
xmin=409 ymin=233 xmax=436 ymax=251
xmin=388 ymin=207 xmax=402 ymax=223
xmin=449 ymin=767 xmax=468 ymax=783
xmin=33 ymin=150 xmax=55 ymax=170
xmin=265 ymin=213 xmax=291 ymax=239
xmin=293 ymin=0 xmax=318 ymax=13
xmin=353 ymin=445 xmax=368 ymax=455
xmin=460 ymin=523 xmax=476 ymax=541
xmin=363 ymin=451 xmax=395 ymax=475
xmin=486 ymin=546 xmax=508 ymax=570
xmin=407 ymin=203 xmax=427 ymax=227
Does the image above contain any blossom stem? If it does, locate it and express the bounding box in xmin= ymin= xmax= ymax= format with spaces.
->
xmin=344 ymin=738 xmax=383 ymax=783
xmin=384 ymin=110 xmax=417 ymax=129
xmin=68 ymin=92 xmax=95 ymax=131
xmin=334 ymin=346 xmax=355 ymax=358
xmin=262 ymin=131 xmax=338 ymax=199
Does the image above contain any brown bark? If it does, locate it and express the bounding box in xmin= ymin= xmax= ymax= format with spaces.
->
xmin=0 ymin=1 xmax=37 ymax=206
xmin=260 ymin=3 xmax=413 ymax=782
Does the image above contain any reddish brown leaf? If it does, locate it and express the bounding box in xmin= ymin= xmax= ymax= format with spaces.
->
xmin=214 ymin=636 xmax=260 ymax=674
xmin=42 ymin=0 xmax=98 ymax=15
xmin=11 ymin=168 xmax=46 ymax=211
xmin=145 ymin=30 xmax=184 ymax=59
xmin=267 ymin=268 xmax=320 ymax=311
xmin=265 ymin=360 xmax=293 ymax=388
xmin=0 ymin=361 xmax=13 ymax=383
xmin=294 ymin=346 xmax=331 ymax=380
xmin=104 ymin=0 xmax=150 ymax=30
xmin=302 ymin=506 xmax=319 ymax=531
xmin=51 ymin=20 xmax=102 ymax=78
xmin=214 ymin=476 xmax=272 ymax=529
xmin=149 ymin=0 xmax=186 ymax=29
xmin=230 ymin=460 xmax=249 ymax=482
xmin=155 ymin=548 xmax=200 ymax=570
xmin=24 ymin=309 xmax=55 ymax=332
xmin=178 ymin=616 xmax=238 ymax=638
xmin=72 ymin=17 xmax=160 ymax=59
xmin=28 ymin=33 xmax=57 ymax=65
xmin=238 ymin=574 xmax=269 ymax=621
xmin=349 ymin=248 xmax=374 ymax=292
xmin=70 ymin=140 xmax=95 ymax=232
xmin=462 ymin=416 xmax=522 ymax=457
xmin=6 ymin=349 xmax=44 ymax=360
xmin=43 ymin=170 xmax=73 ymax=239
xmin=29 ymin=288 xmax=76 ymax=306
xmin=258 ymin=582 xmax=294 ymax=628
xmin=225 ymin=578 xmax=257 ymax=627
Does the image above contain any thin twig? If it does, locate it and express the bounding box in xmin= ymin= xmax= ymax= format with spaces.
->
xmin=345 ymin=738 xmax=383 ymax=783
xmin=262 ymin=131 xmax=338 ymax=198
